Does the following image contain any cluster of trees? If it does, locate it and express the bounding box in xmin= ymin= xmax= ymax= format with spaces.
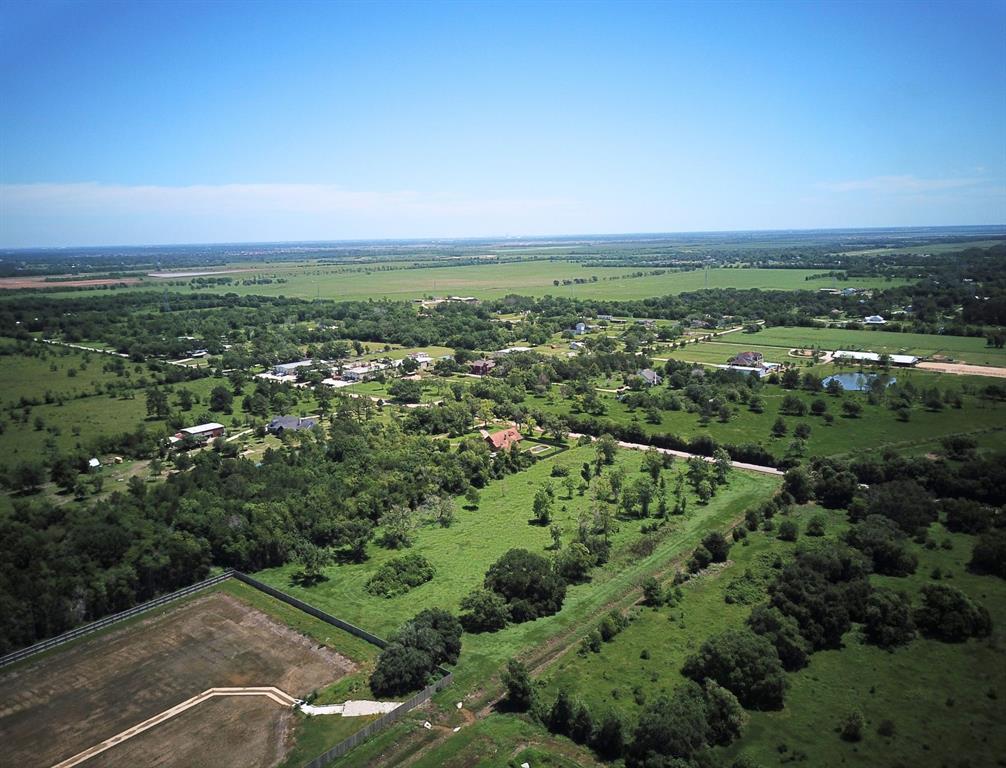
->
xmin=0 ymin=418 xmax=527 ymax=654
xmin=368 ymin=609 xmax=461 ymax=696
xmin=364 ymin=554 xmax=436 ymax=598
xmin=459 ymin=549 xmax=568 ymax=632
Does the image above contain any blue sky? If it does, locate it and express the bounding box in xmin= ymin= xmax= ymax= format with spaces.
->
xmin=1 ymin=0 xmax=1004 ymax=247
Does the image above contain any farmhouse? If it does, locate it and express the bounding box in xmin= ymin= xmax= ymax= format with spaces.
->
xmin=834 ymin=350 xmax=919 ymax=366
xmin=470 ymin=359 xmax=496 ymax=376
xmin=342 ymin=362 xmax=388 ymax=381
xmin=637 ymin=368 xmax=662 ymax=386
xmin=728 ymin=351 xmax=764 ymax=367
xmin=267 ymin=415 xmax=318 ymax=435
xmin=864 ymin=315 xmax=887 ymax=325
xmin=484 ymin=427 xmax=523 ymax=452
xmin=573 ymin=322 xmax=587 ymax=335
xmin=273 ymin=359 xmax=315 ymax=376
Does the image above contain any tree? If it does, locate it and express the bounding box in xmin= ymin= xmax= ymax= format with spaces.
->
xmin=642 ymin=449 xmax=664 ymax=481
xmin=863 ymin=588 xmax=916 ymax=648
xmin=555 ymin=542 xmax=594 ymax=583
xmin=713 ymin=448 xmax=732 ymax=485
xmin=379 ymin=504 xmax=418 ymax=549
xmin=783 ymin=467 xmax=813 ymax=504
xmin=464 ymin=485 xmax=481 ymax=509
xmin=548 ymin=689 xmax=576 ymax=735
xmin=703 ymin=679 xmax=747 ymax=746
xmin=483 ymin=548 xmax=567 ymax=623
xmin=533 ymin=483 xmax=555 ymax=525
xmin=771 ymin=417 xmax=788 ymax=438
xmin=208 ymin=385 xmax=233 ymax=413
xmin=865 ymin=480 xmax=937 ymax=535
xmin=806 ymin=515 xmax=826 ymax=537
xmin=943 ymin=499 xmax=993 ymax=534
xmin=826 ymin=377 xmax=844 ymax=396
xmin=502 ymin=658 xmax=535 ymax=711
xmin=810 ymin=398 xmax=828 ymax=416
xmin=596 ymin=433 xmax=618 ymax=466
xmin=845 ymin=515 xmax=917 ymax=576
xmin=370 ymin=643 xmax=434 ymax=696
xmin=794 ymin=422 xmax=811 ymax=440
xmin=747 ymin=604 xmax=811 ymax=671
xmin=389 ymin=378 xmax=423 ymax=404
xmin=459 ymin=589 xmax=510 ymax=632
xmin=914 ymin=584 xmax=992 ymax=642
xmin=688 ymin=544 xmax=712 ymax=573
xmin=642 ymin=576 xmax=664 ymax=606
xmin=145 ymin=387 xmax=170 ymax=418
xmin=571 ymin=703 xmax=596 ymax=745
xmin=13 ymin=460 xmax=45 ymax=492
xmin=626 ymin=685 xmax=711 ymax=765
xmin=702 ymin=531 xmax=731 ymax=563
xmin=682 ymin=629 xmax=788 ymax=709
xmin=969 ymin=530 xmax=1006 ymax=578
xmin=592 ymin=710 xmax=625 ymax=760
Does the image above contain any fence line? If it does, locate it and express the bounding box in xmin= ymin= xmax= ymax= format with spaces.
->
xmin=1 ymin=569 xmax=455 ymax=767
xmin=0 ymin=570 xmax=235 ymax=669
xmin=231 ymin=571 xmax=389 ymax=649
xmin=302 ymin=671 xmax=454 ymax=768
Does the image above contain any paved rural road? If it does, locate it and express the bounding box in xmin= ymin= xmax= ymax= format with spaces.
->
xmin=566 ymin=432 xmax=784 ymax=476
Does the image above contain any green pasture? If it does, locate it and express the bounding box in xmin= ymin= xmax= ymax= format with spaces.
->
xmin=537 ymin=505 xmax=1006 ymax=768
xmin=253 ymin=444 xmax=780 ymax=692
xmin=743 ymin=326 xmax=1006 ymax=366
xmin=531 ymin=377 xmax=1006 ymax=461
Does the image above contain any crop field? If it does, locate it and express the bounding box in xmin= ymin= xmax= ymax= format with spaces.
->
xmin=739 ymin=326 xmax=1006 ymax=366
xmin=255 ymin=444 xmax=780 ymax=692
xmin=538 ymin=506 xmax=1006 ymax=768
xmin=47 ymin=262 xmax=906 ymax=302
xmin=0 ymin=581 xmax=376 ymax=768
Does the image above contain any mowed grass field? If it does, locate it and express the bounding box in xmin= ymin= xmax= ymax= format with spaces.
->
xmin=531 ymin=372 xmax=1006 ymax=462
xmin=255 ymin=444 xmax=780 ymax=693
xmin=83 ymin=262 xmax=905 ymax=302
xmin=0 ymin=581 xmax=377 ymax=768
xmin=538 ymin=505 xmax=1006 ymax=768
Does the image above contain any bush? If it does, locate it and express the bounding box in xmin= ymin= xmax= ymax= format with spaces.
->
xmin=777 ymin=520 xmax=799 ymax=542
xmin=865 ymin=479 xmax=937 ymax=534
xmin=943 ymin=498 xmax=993 ymax=534
xmin=688 ymin=544 xmax=713 ymax=573
xmin=747 ymin=604 xmax=811 ymax=671
xmin=806 ymin=516 xmax=826 ymax=537
xmin=365 ymin=553 xmax=435 ymax=597
xmin=840 ymin=709 xmax=864 ymax=742
xmin=914 ymin=584 xmax=993 ymax=641
xmin=370 ymin=609 xmax=461 ymax=696
xmin=681 ymin=628 xmax=788 ymax=710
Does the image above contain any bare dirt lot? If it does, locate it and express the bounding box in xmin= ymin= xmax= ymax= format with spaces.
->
xmin=0 ymin=591 xmax=357 ymax=768
xmin=918 ymin=361 xmax=1006 ymax=378
xmin=0 ymin=276 xmax=142 ymax=290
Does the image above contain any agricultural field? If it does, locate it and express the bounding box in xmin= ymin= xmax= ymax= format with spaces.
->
xmin=255 ymin=444 xmax=780 ymax=693
xmin=0 ymin=580 xmax=378 ymax=768
xmin=46 ymin=262 xmax=906 ymax=303
xmin=538 ymin=506 xmax=1006 ymax=768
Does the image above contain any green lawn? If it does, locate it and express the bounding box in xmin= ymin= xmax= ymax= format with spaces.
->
xmin=253 ymin=445 xmax=779 ymax=693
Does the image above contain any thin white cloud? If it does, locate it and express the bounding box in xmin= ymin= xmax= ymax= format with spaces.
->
xmin=0 ymin=182 xmax=577 ymax=219
xmin=817 ymin=175 xmax=983 ymax=194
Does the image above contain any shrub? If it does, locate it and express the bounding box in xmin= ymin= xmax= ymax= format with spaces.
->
xmin=702 ymin=531 xmax=732 ymax=562
xmin=845 ymin=515 xmax=918 ymax=576
xmin=459 ymin=589 xmax=510 ymax=633
xmin=943 ymin=498 xmax=993 ymax=534
xmin=840 ymin=710 xmax=864 ymax=742
xmin=688 ymin=544 xmax=713 ymax=573
xmin=806 ymin=516 xmax=826 ymax=537
xmin=777 ymin=520 xmax=799 ymax=542
xmin=502 ymin=658 xmax=535 ymax=712
xmin=365 ymin=553 xmax=435 ymax=598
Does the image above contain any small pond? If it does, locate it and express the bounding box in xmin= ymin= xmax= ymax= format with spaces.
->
xmin=821 ymin=372 xmax=896 ymax=392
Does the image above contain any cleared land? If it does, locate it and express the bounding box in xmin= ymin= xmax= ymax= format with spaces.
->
xmin=0 ymin=588 xmax=363 ymax=768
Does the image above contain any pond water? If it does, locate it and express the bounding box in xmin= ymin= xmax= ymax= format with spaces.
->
xmin=821 ymin=372 xmax=896 ymax=392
